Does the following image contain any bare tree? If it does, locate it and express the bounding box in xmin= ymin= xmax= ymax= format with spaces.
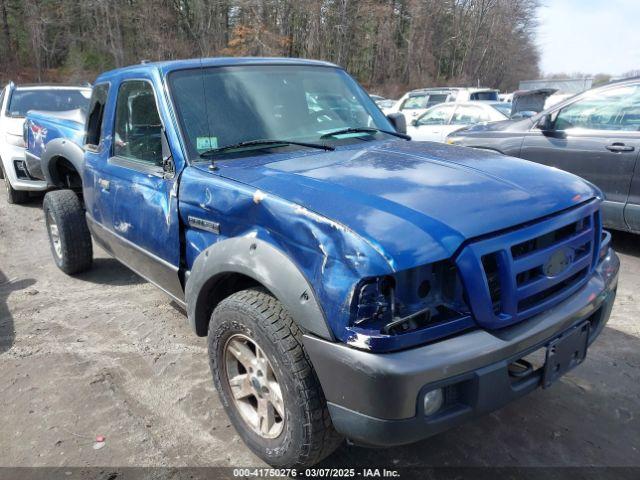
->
xmin=0 ymin=0 xmax=541 ymax=93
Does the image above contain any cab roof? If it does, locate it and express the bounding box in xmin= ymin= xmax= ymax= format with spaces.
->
xmin=95 ymin=57 xmax=340 ymax=83
xmin=409 ymin=87 xmax=498 ymax=94
xmin=6 ymin=83 xmax=91 ymax=91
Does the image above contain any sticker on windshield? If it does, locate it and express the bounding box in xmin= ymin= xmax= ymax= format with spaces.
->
xmin=197 ymin=136 xmax=218 ymax=152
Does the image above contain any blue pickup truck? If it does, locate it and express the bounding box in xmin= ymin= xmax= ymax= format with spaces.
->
xmin=33 ymin=58 xmax=619 ymax=467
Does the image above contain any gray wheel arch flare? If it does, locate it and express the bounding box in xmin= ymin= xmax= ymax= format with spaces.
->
xmin=40 ymin=138 xmax=85 ymax=187
xmin=185 ymin=236 xmax=334 ymax=341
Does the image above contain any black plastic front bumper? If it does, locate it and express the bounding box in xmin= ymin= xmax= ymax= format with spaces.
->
xmin=303 ymin=250 xmax=619 ymax=447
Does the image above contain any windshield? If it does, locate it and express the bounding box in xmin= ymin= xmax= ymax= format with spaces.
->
xmin=7 ymin=89 xmax=90 ymax=117
xmin=492 ymin=102 xmax=512 ymax=116
xmin=401 ymin=93 xmax=450 ymax=110
xmin=168 ymin=65 xmax=393 ymax=159
xmin=401 ymin=94 xmax=428 ymax=110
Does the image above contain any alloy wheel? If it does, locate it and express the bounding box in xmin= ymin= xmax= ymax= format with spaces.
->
xmin=223 ymin=334 xmax=285 ymax=438
xmin=47 ymin=210 xmax=62 ymax=259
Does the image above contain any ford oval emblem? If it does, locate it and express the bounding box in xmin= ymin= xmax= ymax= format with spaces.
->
xmin=542 ymin=248 xmax=573 ymax=278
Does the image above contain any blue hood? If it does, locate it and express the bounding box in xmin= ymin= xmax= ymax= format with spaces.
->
xmin=203 ymin=140 xmax=598 ymax=270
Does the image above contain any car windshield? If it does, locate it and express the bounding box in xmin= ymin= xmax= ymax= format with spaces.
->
xmin=492 ymin=102 xmax=512 ymax=116
xmin=402 ymin=92 xmax=450 ymax=110
xmin=7 ymin=89 xmax=90 ymax=117
xmin=168 ymin=65 xmax=394 ymax=159
xmin=401 ymin=94 xmax=429 ymax=110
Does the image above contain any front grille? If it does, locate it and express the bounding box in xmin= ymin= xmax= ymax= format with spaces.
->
xmin=456 ymin=200 xmax=601 ymax=330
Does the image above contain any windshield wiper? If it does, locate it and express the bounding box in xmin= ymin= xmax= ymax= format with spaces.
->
xmin=320 ymin=127 xmax=411 ymax=140
xmin=199 ymin=139 xmax=334 ymax=159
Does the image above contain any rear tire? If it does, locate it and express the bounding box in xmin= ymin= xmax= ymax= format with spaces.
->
xmin=208 ymin=289 xmax=342 ymax=467
xmin=43 ymin=189 xmax=93 ymax=274
xmin=3 ymin=166 xmax=29 ymax=204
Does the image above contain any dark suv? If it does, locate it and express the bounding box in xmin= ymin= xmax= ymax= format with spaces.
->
xmin=447 ymin=79 xmax=640 ymax=234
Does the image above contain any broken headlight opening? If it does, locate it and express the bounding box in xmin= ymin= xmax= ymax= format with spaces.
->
xmin=353 ymin=260 xmax=469 ymax=336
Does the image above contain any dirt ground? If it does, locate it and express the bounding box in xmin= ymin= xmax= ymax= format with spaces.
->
xmin=0 ymin=190 xmax=639 ymax=470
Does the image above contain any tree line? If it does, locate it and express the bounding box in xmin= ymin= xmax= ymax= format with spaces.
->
xmin=1 ymin=0 xmax=540 ymax=97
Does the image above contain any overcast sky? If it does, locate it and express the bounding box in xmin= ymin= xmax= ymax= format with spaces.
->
xmin=537 ymin=0 xmax=640 ymax=76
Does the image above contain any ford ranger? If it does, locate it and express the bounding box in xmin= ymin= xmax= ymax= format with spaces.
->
xmin=39 ymin=58 xmax=619 ymax=467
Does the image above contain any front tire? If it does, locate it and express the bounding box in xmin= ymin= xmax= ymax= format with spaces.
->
xmin=43 ymin=189 xmax=93 ymax=274
xmin=3 ymin=166 xmax=29 ymax=204
xmin=208 ymin=289 xmax=342 ymax=467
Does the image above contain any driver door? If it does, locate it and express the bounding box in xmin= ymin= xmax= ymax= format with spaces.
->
xmin=88 ymin=77 xmax=184 ymax=300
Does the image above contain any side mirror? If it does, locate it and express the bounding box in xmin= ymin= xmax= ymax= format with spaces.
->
xmin=537 ymin=113 xmax=565 ymax=138
xmin=387 ymin=112 xmax=407 ymax=134
xmin=537 ymin=114 xmax=554 ymax=131
xmin=410 ymin=119 xmax=418 ymax=127
xmin=161 ymin=129 xmax=175 ymax=177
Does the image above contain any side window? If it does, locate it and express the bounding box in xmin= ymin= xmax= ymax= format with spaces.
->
xmin=555 ymin=85 xmax=640 ymax=132
xmin=417 ymin=105 xmax=454 ymax=126
xmin=85 ymin=83 xmax=109 ymax=150
xmin=450 ymin=105 xmax=487 ymax=125
xmin=113 ymin=80 xmax=163 ymax=165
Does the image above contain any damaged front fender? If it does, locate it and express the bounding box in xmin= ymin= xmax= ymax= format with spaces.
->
xmin=180 ymin=166 xmax=394 ymax=343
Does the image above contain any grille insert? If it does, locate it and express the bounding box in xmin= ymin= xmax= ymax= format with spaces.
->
xmin=456 ymin=201 xmax=601 ymax=330
xmin=517 ymin=267 xmax=588 ymax=312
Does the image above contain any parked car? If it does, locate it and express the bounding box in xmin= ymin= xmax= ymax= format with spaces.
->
xmin=371 ymin=95 xmax=398 ymax=114
xmin=407 ymin=101 xmax=509 ymax=142
xmin=0 ymin=82 xmax=90 ymax=203
xmin=391 ymin=87 xmax=500 ymax=120
xmin=36 ymin=58 xmax=618 ymax=467
xmin=377 ymin=98 xmax=398 ymax=114
xmin=447 ymin=78 xmax=640 ymax=234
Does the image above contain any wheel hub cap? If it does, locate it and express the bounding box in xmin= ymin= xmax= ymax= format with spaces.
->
xmin=224 ymin=334 xmax=285 ymax=438
xmin=47 ymin=211 xmax=62 ymax=259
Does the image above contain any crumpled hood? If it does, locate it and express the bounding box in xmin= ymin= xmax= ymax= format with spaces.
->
xmin=209 ymin=141 xmax=598 ymax=270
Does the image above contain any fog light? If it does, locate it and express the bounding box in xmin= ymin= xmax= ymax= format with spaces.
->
xmin=14 ymin=160 xmax=28 ymax=179
xmin=423 ymin=388 xmax=444 ymax=416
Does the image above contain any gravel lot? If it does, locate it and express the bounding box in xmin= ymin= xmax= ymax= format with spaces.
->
xmin=0 ymin=190 xmax=639 ymax=469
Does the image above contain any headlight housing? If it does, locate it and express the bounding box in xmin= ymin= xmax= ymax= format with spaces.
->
xmin=351 ymin=260 xmax=470 ymax=337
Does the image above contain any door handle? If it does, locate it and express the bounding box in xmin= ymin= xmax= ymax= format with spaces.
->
xmin=98 ymin=178 xmax=110 ymax=191
xmin=606 ymin=143 xmax=635 ymax=153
